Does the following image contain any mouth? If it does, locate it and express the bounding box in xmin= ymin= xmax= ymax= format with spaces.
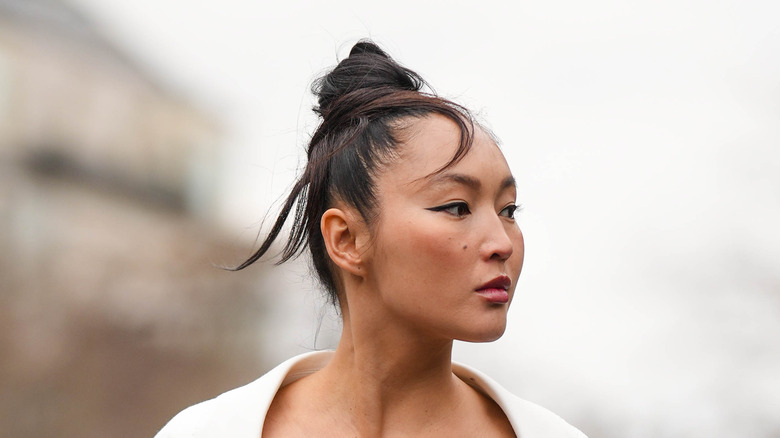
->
xmin=475 ymin=275 xmax=511 ymax=304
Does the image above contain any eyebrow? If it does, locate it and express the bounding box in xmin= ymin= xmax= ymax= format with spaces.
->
xmin=424 ymin=172 xmax=516 ymax=192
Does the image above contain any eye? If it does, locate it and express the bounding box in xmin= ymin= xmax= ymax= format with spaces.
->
xmin=499 ymin=204 xmax=520 ymax=219
xmin=426 ymin=202 xmax=471 ymax=218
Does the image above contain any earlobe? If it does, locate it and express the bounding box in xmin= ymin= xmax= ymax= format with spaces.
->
xmin=321 ymin=207 xmax=365 ymax=277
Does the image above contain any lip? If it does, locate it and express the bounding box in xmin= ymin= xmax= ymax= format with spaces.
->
xmin=475 ymin=275 xmax=511 ymax=304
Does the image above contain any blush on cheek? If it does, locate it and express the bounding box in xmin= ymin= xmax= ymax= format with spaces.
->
xmin=414 ymin=228 xmax=470 ymax=267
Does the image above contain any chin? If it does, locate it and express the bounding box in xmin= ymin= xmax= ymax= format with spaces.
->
xmin=456 ymin=323 xmax=508 ymax=343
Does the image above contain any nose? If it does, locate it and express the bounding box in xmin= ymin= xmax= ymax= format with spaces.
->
xmin=480 ymin=214 xmax=514 ymax=261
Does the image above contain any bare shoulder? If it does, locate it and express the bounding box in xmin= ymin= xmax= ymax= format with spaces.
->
xmin=453 ymin=363 xmax=586 ymax=437
xmin=261 ymin=379 xmax=309 ymax=438
xmin=482 ymin=394 xmax=518 ymax=437
xmin=261 ymin=374 xmax=352 ymax=438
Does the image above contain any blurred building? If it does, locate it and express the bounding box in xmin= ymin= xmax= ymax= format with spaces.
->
xmin=0 ymin=0 xmax=220 ymax=216
xmin=0 ymin=1 xmax=274 ymax=437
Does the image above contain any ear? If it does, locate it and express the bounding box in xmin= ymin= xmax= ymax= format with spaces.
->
xmin=321 ymin=207 xmax=367 ymax=277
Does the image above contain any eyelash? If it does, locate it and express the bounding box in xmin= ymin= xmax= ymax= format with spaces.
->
xmin=427 ymin=202 xmax=520 ymax=219
xmin=500 ymin=204 xmax=519 ymax=219
xmin=427 ymin=202 xmax=471 ymax=217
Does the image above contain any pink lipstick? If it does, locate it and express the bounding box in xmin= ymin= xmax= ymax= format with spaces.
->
xmin=475 ymin=275 xmax=511 ymax=304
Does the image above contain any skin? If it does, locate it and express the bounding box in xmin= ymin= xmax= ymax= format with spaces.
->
xmin=262 ymin=114 xmax=525 ymax=437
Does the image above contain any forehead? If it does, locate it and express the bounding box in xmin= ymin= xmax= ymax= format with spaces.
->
xmin=385 ymin=114 xmax=511 ymax=189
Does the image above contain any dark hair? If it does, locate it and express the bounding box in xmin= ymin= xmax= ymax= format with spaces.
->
xmin=233 ymin=40 xmax=475 ymax=305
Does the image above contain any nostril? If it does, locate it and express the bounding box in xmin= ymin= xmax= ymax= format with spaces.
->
xmin=491 ymin=248 xmax=512 ymax=261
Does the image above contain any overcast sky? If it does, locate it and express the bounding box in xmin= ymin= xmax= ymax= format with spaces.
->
xmin=69 ymin=1 xmax=780 ymax=436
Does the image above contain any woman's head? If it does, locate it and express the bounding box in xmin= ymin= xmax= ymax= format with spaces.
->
xmin=324 ymin=113 xmax=524 ymax=341
xmin=236 ymin=41 xmax=523 ymax=334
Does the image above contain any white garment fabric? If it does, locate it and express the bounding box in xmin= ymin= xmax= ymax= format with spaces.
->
xmin=155 ymin=351 xmax=586 ymax=437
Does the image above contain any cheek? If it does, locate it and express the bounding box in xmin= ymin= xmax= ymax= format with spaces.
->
xmin=376 ymin=217 xmax=471 ymax=285
xmin=417 ymin=229 xmax=472 ymax=270
xmin=510 ymin=228 xmax=525 ymax=276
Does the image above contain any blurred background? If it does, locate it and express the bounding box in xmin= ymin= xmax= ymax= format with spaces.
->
xmin=0 ymin=0 xmax=778 ymax=437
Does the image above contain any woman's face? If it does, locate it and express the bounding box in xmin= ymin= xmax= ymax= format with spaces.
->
xmin=361 ymin=114 xmax=524 ymax=342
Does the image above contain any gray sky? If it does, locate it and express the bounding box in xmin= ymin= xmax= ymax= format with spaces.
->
xmin=71 ymin=1 xmax=780 ymax=436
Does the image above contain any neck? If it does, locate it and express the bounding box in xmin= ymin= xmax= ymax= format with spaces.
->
xmin=314 ymin=292 xmax=462 ymax=435
xmin=334 ymin=315 xmax=455 ymax=389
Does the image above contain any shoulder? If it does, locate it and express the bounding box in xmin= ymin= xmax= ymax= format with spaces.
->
xmin=154 ymin=351 xmax=332 ymax=438
xmin=153 ymin=373 xmax=275 ymax=438
xmin=453 ymin=362 xmax=588 ymax=438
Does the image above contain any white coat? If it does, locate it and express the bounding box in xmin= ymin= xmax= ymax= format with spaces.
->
xmin=155 ymin=351 xmax=587 ymax=437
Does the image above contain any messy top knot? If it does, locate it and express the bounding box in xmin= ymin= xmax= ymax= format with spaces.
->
xmin=233 ymin=40 xmax=475 ymax=306
xmin=313 ymin=41 xmax=425 ymax=119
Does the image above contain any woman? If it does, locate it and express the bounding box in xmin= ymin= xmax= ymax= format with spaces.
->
xmin=156 ymin=41 xmax=586 ymax=437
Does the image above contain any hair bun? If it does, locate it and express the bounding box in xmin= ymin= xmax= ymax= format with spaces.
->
xmin=348 ymin=41 xmax=390 ymax=58
xmin=312 ymin=40 xmax=427 ymax=119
